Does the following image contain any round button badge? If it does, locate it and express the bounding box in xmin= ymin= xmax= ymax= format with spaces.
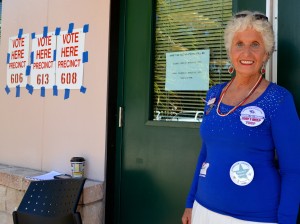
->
xmin=229 ymin=161 xmax=254 ymax=186
xmin=240 ymin=106 xmax=265 ymax=127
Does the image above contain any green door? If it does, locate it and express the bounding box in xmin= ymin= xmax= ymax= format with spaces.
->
xmin=114 ymin=1 xmax=267 ymax=224
xmin=116 ymin=2 xmax=202 ymax=223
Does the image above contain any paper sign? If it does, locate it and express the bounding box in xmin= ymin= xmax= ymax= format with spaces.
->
xmin=55 ymin=28 xmax=85 ymax=89
xmin=165 ymin=49 xmax=210 ymax=91
xmin=6 ymin=34 xmax=30 ymax=87
xmin=30 ymin=32 xmax=56 ymax=89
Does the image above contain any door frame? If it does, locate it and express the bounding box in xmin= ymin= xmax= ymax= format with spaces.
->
xmin=105 ymin=0 xmax=122 ymax=223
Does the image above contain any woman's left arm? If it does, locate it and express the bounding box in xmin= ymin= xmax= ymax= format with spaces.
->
xmin=271 ymin=92 xmax=300 ymax=224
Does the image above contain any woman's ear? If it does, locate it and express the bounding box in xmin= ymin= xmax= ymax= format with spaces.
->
xmin=263 ymin=52 xmax=269 ymax=62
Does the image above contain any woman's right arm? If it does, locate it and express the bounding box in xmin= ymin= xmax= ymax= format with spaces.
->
xmin=185 ymin=143 xmax=207 ymax=208
xmin=182 ymin=143 xmax=207 ymax=223
xmin=182 ymin=208 xmax=192 ymax=224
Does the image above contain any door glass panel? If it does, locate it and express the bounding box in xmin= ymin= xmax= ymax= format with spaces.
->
xmin=153 ymin=0 xmax=232 ymax=122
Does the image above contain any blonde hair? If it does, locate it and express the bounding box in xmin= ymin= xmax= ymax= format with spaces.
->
xmin=224 ymin=11 xmax=275 ymax=60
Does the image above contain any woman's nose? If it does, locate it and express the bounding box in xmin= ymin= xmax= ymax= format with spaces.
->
xmin=242 ymin=46 xmax=252 ymax=55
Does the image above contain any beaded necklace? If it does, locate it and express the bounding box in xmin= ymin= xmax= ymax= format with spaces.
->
xmin=216 ymin=75 xmax=263 ymax=117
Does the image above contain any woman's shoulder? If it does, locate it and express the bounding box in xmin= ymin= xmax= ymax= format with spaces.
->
xmin=266 ymin=82 xmax=294 ymax=99
xmin=262 ymin=82 xmax=296 ymax=113
xmin=208 ymin=82 xmax=227 ymax=95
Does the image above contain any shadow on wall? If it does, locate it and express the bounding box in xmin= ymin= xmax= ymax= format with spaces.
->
xmin=277 ymin=39 xmax=300 ymax=114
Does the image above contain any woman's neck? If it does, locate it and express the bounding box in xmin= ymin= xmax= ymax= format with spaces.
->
xmin=231 ymin=73 xmax=261 ymax=90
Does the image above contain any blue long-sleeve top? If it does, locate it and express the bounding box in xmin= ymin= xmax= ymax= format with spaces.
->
xmin=186 ymin=82 xmax=300 ymax=223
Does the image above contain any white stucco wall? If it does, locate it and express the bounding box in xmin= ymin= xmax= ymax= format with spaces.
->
xmin=0 ymin=0 xmax=110 ymax=181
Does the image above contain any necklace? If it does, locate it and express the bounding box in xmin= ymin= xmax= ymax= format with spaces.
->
xmin=216 ymin=75 xmax=263 ymax=117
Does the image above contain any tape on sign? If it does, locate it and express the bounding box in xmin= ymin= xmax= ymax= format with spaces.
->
xmin=80 ymin=86 xmax=87 ymax=94
xmin=26 ymin=66 xmax=31 ymax=76
xmin=53 ymin=50 xmax=57 ymax=61
xmin=6 ymin=53 xmax=10 ymax=64
xmin=64 ymin=89 xmax=70 ymax=100
xmin=68 ymin=23 xmax=74 ymax=34
xmin=82 ymin=51 xmax=89 ymax=63
xmin=53 ymin=85 xmax=58 ymax=96
xmin=26 ymin=84 xmax=34 ymax=95
xmin=5 ymin=85 xmax=10 ymax=95
xmin=16 ymin=85 xmax=20 ymax=97
xmin=55 ymin=27 xmax=61 ymax=36
xmin=41 ymin=87 xmax=45 ymax=97
xmin=83 ymin=24 xmax=89 ymax=33
xmin=18 ymin=29 xmax=23 ymax=38
xmin=30 ymin=52 xmax=34 ymax=64
xmin=43 ymin=26 xmax=48 ymax=37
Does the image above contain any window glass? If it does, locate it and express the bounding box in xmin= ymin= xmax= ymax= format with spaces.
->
xmin=153 ymin=0 xmax=232 ymax=122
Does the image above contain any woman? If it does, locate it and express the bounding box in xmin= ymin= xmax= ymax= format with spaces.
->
xmin=182 ymin=11 xmax=300 ymax=224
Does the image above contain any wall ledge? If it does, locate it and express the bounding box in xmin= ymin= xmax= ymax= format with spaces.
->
xmin=0 ymin=163 xmax=104 ymax=205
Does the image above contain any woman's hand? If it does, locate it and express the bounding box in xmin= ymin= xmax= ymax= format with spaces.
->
xmin=182 ymin=208 xmax=192 ymax=224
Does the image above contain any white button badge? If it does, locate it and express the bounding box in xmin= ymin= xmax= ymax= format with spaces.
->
xmin=240 ymin=106 xmax=265 ymax=127
xmin=229 ymin=161 xmax=254 ymax=186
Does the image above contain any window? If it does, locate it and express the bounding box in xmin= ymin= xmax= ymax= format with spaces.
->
xmin=153 ymin=0 xmax=232 ymax=122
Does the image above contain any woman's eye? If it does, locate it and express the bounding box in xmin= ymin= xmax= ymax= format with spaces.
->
xmin=251 ymin=42 xmax=260 ymax=48
xmin=236 ymin=42 xmax=244 ymax=48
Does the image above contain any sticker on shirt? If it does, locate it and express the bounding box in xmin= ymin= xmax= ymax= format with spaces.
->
xmin=206 ymin=98 xmax=216 ymax=115
xmin=240 ymin=106 xmax=265 ymax=127
xmin=229 ymin=161 xmax=254 ymax=186
xmin=207 ymin=98 xmax=216 ymax=106
xmin=200 ymin=162 xmax=210 ymax=177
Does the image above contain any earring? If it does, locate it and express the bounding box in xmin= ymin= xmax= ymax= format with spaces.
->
xmin=228 ymin=64 xmax=234 ymax=74
xmin=260 ymin=64 xmax=266 ymax=75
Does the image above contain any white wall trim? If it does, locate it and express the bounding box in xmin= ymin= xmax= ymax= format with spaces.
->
xmin=266 ymin=0 xmax=278 ymax=83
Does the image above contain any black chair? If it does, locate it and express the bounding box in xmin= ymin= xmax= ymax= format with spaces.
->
xmin=13 ymin=178 xmax=86 ymax=224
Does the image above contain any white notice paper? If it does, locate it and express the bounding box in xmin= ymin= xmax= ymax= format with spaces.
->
xmin=165 ymin=49 xmax=210 ymax=91
xmin=25 ymin=171 xmax=62 ymax=181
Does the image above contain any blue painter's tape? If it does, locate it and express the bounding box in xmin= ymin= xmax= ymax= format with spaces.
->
xmin=53 ymin=49 xmax=56 ymax=61
xmin=16 ymin=85 xmax=21 ymax=97
xmin=6 ymin=53 xmax=10 ymax=64
xmin=80 ymin=86 xmax=87 ymax=94
xmin=53 ymin=85 xmax=58 ymax=96
xmin=83 ymin=24 xmax=89 ymax=33
xmin=68 ymin=23 xmax=74 ymax=33
xmin=64 ymin=89 xmax=70 ymax=100
xmin=43 ymin=26 xmax=48 ymax=37
xmin=55 ymin=27 xmax=61 ymax=36
xmin=28 ymin=85 xmax=34 ymax=95
xmin=18 ymin=29 xmax=23 ymax=38
xmin=82 ymin=51 xmax=89 ymax=63
xmin=26 ymin=66 xmax=31 ymax=76
xmin=31 ymin=32 xmax=36 ymax=39
xmin=26 ymin=84 xmax=34 ymax=95
xmin=5 ymin=85 xmax=10 ymax=95
xmin=41 ymin=87 xmax=46 ymax=97
xmin=30 ymin=85 xmax=34 ymax=94
xmin=30 ymin=52 xmax=34 ymax=64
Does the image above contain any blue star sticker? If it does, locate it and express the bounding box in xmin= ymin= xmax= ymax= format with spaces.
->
xmin=234 ymin=164 xmax=249 ymax=179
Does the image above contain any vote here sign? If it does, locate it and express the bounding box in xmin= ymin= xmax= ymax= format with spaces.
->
xmin=55 ymin=28 xmax=85 ymax=89
xmin=7 ymin=34 xmax=30 ymax=87
xmin=31 ymin=32 xmax=56 ymax=89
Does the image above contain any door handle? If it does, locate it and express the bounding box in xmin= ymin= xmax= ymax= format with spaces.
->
xmin=118 ymin=107 xmax=124 ymax=128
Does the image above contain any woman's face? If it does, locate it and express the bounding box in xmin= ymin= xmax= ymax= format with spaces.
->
xmin=230 ymin=28 xmax=268 ymax=77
